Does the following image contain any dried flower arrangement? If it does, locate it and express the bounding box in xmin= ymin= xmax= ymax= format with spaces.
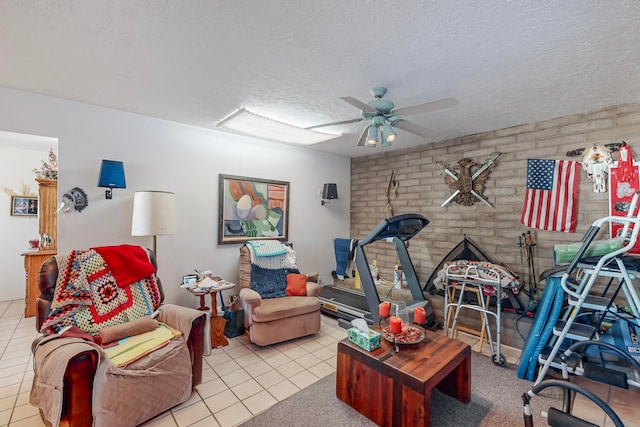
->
xmin=33 ymin=148 xmax=58 ymax=180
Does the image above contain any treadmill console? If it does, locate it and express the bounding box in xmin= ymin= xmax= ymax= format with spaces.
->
xmin=359 ymin=213 xmax=430 ymax=245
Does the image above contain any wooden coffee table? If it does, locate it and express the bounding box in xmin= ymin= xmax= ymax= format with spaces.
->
xmin=336 ymin=328 xmax=471 ymax=427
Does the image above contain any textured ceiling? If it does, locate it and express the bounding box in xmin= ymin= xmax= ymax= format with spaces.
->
xmin=1 ymin=1 xmax=640 ymax=157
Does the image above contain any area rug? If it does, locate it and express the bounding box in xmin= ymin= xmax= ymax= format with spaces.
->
xmin=240 ymin=351 xmax=560 ymax=426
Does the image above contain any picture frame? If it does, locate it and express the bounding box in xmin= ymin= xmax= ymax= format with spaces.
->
xmin=11 ymin=196 xmax=38 ymax=216
xmin=218 ymin=174 xmax=289 ymax=245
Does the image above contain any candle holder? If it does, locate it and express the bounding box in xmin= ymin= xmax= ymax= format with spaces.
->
xmin=379 ymin=301 xmax=426 ymax=352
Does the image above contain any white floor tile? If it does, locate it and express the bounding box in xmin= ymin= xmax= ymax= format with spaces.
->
xmin=308 ymin=361 xmax=334 ymax=379
xmin=253 ymin=346 xmax=281 ymax=360
xmin=203 ymin=389 xmax=239 ymax=413
xmin=234 ymin=352 xmax=262 ymax=367
xmin=230 ymin=378 xmax=263 ymax=400
xmin=188 ymin=415 xmax=220 ymax=427
xmin=212 ymin=360 xmax=241 ymax=377
xmin=196 ymin=378 xmax=229 ymax=399
xmin=267 ymin=379 xmax=299 ymax=401
xmin=298 ymin=339 xmax=324 ymax=352
xmin=169 ymin=391 xmax=202 ymax=413
xmin=0 ymin=408 xmax=10 ymax=426
xmin=275 ymin=360 xmax=305 ymax=377
xmin=223 ymin=345 xmax=251 ymax=359
xmin=295 ymin=352 xmax=323 ymax=369
xmin=7 ymin=414 xmax=46 ymax=427
xmin=205 ymin=351 xmax=232 ymax=367
xmin=213 ymin=402 xmax=252 ymax=427
xmin=288 ymin=369 xmax=319 ymax=389
xmin=243 ymin=360 xmax=272 ymax=378
xmin=242 ymin=390 xmax=278 ymax=415
xmin=172 ymin=400 xmax=211 ymax=427
xmin=254 ymin=369 xmax=285 ymax=389
xmin=263 ymin=352 xmax=291 ymax=369
xmin=10 ymin=402 xmax=40 ymax=422
xmin=0 ymin=384 xmax=20 ymax=400
xmin=220 ymin=369 xmax=251 ymax=388
xmin=278 ymin=345 xmax=308 ymax=360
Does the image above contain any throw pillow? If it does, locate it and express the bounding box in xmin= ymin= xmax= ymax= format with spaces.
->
xmin=286 ymin=273 xmax=308 ymax=296
xmin=251 ymin=264 xmax=300 ymax=299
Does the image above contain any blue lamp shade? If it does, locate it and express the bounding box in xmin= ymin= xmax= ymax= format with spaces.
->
xmin=97 ymin=160 xmax=126 ymax=199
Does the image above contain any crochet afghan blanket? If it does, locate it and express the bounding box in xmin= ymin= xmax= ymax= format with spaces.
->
xmin=40 ymin=248 xmax=162 ymax=335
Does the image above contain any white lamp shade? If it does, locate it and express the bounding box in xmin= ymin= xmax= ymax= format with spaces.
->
xmin=131 ymin=191 xmax=176 ymax=236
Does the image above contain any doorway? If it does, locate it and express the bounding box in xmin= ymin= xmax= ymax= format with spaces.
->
xmin=0 ymin=130 xmax=58 ymax=302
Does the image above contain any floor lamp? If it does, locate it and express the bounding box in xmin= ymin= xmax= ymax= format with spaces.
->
xmin=131 ymin=191 xmax=176 ymax=254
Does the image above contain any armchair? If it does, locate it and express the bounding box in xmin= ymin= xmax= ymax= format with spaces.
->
xmin=239 ymin=244 xmax=322 ymax=346
xmin=30 ymin=246 xmax=206 ymax=427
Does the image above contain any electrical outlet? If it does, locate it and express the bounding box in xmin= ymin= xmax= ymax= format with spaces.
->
xmin=318 ymin=188 xmax=323 ymax=197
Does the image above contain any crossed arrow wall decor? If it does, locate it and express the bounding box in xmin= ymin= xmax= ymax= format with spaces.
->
xmin=436 ymin=153 xmax=501 ymax=207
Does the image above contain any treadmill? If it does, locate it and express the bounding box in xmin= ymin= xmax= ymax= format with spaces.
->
xmin=319 ymin=213 xmax=430 ymax=327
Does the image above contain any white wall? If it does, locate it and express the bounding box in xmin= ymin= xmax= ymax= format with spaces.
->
xmin=0 ymin=139 xmax=57 ymax=300
xmin=0 ymin=86 xmax=351 ymax=309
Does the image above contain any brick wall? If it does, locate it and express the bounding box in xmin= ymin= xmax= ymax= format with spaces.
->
xmin=350 ymin=103 xmax=640 ymax=347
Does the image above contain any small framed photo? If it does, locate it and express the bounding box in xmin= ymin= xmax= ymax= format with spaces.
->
xmin=182 ymin=274 xmax=198 ymax=286
xmin=11 ymin=196 xmax=38 ymax=216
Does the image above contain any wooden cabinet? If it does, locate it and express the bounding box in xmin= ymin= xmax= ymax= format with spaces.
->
xmin=22 ymin=250 xmax=56 ymax=318
xmin=22 ymin=179 xmax=57 ymax=317
xmin=36 ymin=178 xmax=57 ymax=251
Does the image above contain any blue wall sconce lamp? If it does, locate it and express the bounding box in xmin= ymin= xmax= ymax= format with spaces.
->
xmin=97 ymin=160 xmax=126 ymax=199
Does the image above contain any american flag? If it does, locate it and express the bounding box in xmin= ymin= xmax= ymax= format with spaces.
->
xmin=520 ymin=159 xmax=580 ymax=233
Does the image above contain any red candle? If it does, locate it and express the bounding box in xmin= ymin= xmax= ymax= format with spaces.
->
xmin=389 ymin=316 xmax=402 ymax=333
xmin=414 ymin=307 xmax=426 ymax=324
xmin=379 ymin=301 xmax=390 ymax=318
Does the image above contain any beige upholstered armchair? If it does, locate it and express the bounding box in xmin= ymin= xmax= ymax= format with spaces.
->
xmin=30 ymin=245 xmax=206 ymax=427
xmin=239 ymin=244 xmax=322 ymax=346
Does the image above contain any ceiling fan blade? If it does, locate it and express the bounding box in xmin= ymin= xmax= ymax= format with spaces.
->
xmin=393 ymin=97 xmax=459 ymax=117
xmin=392 ymin=119 xmax=439 ymax=139
xmin=305 ymin=117 xmax=364 ymax=130
xmin=340 ymin=97 xmax=375 ymax=113
xmin=356 ymin=126 xmax=369 ymax=146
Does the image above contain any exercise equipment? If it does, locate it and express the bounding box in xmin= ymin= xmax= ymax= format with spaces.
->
xmin=531 ymin=190 xmax=640 ymax=386
xmin=319 ymin=213 xmax=432 ymax=327
xmin=522 ymin=340 xmax=638 ymax=427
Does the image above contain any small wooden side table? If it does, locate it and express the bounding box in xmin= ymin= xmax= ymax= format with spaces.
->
xmin=22 ymin=249 xmax=57 ymax=317
xmin=336 ymin=329 xmax=471 ymax=427
xmin=187 ymin=281 xmax=235 ymax=348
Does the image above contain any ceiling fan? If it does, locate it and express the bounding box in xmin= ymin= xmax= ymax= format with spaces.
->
xmin=306 ymin=86 xmax=458 ymax=147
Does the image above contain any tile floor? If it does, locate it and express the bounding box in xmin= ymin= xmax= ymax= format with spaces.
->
xmin=0 ymin=298 xmax=637 ymax=426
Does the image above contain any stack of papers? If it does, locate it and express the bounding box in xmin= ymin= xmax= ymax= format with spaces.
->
xmin=196 ymin=277 xmax=233 ymax=290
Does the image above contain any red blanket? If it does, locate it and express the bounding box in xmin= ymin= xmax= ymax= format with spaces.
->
xmin=92 ymin=244 xmax=156 ymax=288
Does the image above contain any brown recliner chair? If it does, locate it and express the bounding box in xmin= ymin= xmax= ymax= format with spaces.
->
xmin=31 ymin=248 xmax=206 ymax=427
xmin=239 ymin=245 xmax=322 ymax=346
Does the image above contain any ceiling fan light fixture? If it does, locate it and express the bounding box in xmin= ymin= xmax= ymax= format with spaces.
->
xmin=381 ymin=123 xmax=396 ymax=144
xmin=365 ymin=124 xmax=379 ymax=146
